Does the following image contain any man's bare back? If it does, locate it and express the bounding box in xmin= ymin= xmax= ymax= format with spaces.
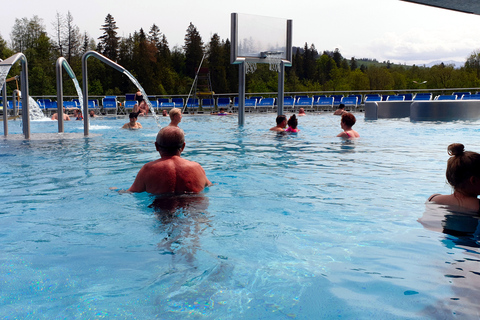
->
xmin=128 ymin=155 xmax=210 ymax=194
xmin=128 ymin=126 xmax=211 ymax=194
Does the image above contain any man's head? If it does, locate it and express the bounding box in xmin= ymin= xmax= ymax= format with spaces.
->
xmin=275 ymin=115 xmax=287 ymax=126
xmin=129 ymin=112 xmax=138 ymax=122
xmin=169 ymin=108 xmax=182 ymax=123
xmin=155 ymin=126 xmax=185 ymax=156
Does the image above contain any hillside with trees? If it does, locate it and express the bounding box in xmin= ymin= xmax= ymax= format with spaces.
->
xmin=2 ymin=13 xmax=480 ymax=97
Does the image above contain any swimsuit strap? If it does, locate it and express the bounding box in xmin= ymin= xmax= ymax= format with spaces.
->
xmin=428 ymin=194 xmax=441 ymax=201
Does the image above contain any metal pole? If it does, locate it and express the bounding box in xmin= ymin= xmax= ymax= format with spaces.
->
xmin=81 ymin=54 xmax=89 ymax=136
xmin=2 ymin=82 xmax=6 ymax=136
xmin=55 ymin=58 xmax=64 ymax=133
xmin=21 ymin=58 xmax=30 ymax=139
xmin=12 ymin=90 xmax=18 ymax=117
xmin=238 ymin=61 xmax=246 ymax=126
xmin=277 ymin=61 xmax=285 ymax=116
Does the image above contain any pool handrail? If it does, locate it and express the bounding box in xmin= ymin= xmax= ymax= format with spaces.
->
xmin=56 ymin=57 xmax=80 ymax=134
xmin=0 ymin=53 xmax=30 ymax=139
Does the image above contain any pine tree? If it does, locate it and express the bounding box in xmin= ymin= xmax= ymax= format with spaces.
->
xmin=98 ymin=14 xmax=119 ymax=61
xmin=183 ymin=22 xmax=204 ymax=78
xmin=148 ymin=24 xmax=161 ymax=50
xmin=207 ymin=33 xmax=227 ymax=93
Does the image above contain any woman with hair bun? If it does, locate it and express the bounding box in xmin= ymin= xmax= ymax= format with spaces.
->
xmin=428 ymin=143 xmax=480 ymax=212
xmin=285 ymin=114 xmax=300 ymax=132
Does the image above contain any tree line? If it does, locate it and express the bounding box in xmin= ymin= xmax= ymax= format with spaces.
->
xmin=2 ymin=13 xmax=480 ymax=98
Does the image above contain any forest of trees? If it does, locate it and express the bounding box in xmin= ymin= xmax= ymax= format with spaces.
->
xmin=3 ymin=13 xmax=480 ymax=98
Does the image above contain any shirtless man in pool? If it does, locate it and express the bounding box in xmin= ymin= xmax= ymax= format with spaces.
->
xmin=128 ymin=126 xmax=211 ymax=194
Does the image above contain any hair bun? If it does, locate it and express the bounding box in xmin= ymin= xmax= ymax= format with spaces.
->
xmin=448 ymin=143 xmax=465 ymax=156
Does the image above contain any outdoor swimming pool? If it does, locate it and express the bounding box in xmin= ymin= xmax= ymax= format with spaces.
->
xmin=1 ymin=113 xmax=479 ymax=318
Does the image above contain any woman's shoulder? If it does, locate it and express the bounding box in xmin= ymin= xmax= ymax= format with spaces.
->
xmin=428 ymin=193 xmax=442 ymax=202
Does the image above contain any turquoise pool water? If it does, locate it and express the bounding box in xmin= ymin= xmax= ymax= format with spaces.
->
xmin=1 ymin=113 xmax=480 ymax=318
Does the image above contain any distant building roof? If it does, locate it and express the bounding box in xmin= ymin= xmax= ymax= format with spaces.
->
xmin=401 ymin=0 xmax=480 ymax=15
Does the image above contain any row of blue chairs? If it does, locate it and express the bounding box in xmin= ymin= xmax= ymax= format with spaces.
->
xmin=365 ymin=92 xmax=480 ymax=102
xmin=221 ymin=96 xmax=360 ymax=113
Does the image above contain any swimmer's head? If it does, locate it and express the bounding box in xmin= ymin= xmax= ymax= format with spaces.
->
xmin=276 ymin=115 xmax=287 ymax=126
xmin=338 ymin=104 xmax=345 ymax=109
xmin=155 ymin=126 xmax=185 ymax=155
xmin=169 ymin=107 xmax=182 ymax=120
xmin=129 ymin=112 xmax=139 ymax=119
xmin=341 ymin=112 xmax=356 ymax=127
xmin=288 ymin=114 xmax=298 ymax=129
xmin=446 ymin=143 xmax=480 ymax=191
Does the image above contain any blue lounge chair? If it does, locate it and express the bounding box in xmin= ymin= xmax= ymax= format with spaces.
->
xmin=63 ymin=101 xmax=78 ymax=109
xmin=453 ymin=92 xmax=470 ymax=99
xmin=172 ymin=98 xmax=184 ymax=109
xmin=217 ymin=97 xmax=231 ymax=112
xmin=283 ymin=97 xmax=295 ymax=112
xmin=245 ymin=98 xmax=257 ymax=112
xmin=462 ymin=94 xmax=480 ymax=100
xmin=316 ymin=96 xmax=334 ymax=111
xmin=102 ymin=96 xmax=118 ymax=115
xmin=44 ymin=101 xmax=58 ymax=116
xmin=186 ymin=98 xmax=199 ymax=113
xmin=436 ymin=95 xmax=456 ymax=101
xmin=124 ymin=101 xmax=137 ymax=113
xmin=348 ymin=94 xmax=363 ymax=104
xmin=257 ymin=98 xmax=275 ymax=113
xmin=201 ymin=98 xmax=215 ymax=113
xmin=160 ymin=102 xmax=177 ymax=110
xmin=295 ymin=97 xmax=314 ymax=112
xmin=386 ymin=95 xmax=404 ymax=101
xmin=331 ymin=94 xmax=343 ymax=106
xmin=413 ymin=93 xmax=432 ymax=101
xmin=341 ymin=96 xmax=359 ymax=110
xmin=400 ymin=93 xmax=414 ymax=101
xmin=250 ymin=96 xmax=263 ymax=104
xmin=364 ymin=94 xmax=381 ymax=102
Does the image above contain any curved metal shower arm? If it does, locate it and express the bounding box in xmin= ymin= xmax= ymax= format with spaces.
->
xmin=0 ymin=53 xmax=26 ymax=67
xmin=56 ymin=57 xmax=77 ymax=79
xmin=82 ymin=50 xmax=127 ymax=74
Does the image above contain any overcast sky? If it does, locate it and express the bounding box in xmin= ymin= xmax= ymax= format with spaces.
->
xmin=1 ymin=0 xmax=480 ymax=66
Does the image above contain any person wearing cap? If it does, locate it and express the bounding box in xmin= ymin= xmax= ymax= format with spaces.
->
xmin=128 ymin=126 xmax=211 ymax=194
xmin=122 ymin=112 xmax=142 ymax=129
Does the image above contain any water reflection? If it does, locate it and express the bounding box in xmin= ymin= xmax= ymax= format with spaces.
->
xmin=419 ymin=203 xmax=480 ymax=317
xmin=420 ymin=204 xmax=480 ymax=247
xmin=149 ymin=194 xmax=210 ymax=263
